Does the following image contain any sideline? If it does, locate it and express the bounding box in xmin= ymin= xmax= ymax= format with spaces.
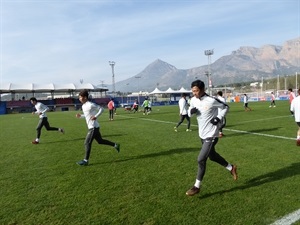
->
xmin=270 ymin=209 xmax=300 ymax=225
xmin=231 ymin=115 xmax=292 ymax=125
xmin=118 ymin=114 xmax=295 ymax=141
xmin=224 ymin=128 xmax=295 ymax=140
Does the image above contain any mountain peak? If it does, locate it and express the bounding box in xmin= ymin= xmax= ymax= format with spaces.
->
xmin=115 ymin=37 xmax=300 ymax=92
xmin=140 ymin=59 xmax=177 ymax=75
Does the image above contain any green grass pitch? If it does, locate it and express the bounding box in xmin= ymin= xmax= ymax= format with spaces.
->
xmin=0 ymin=100 xmax=299 ymax=225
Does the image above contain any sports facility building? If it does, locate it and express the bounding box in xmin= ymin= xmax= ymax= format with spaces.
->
xmin=0 ymin=83 xmax=109 ymax=115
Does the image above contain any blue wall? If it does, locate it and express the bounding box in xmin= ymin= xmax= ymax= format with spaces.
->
xmin=0 ymin=102 xmax=7 ymax=115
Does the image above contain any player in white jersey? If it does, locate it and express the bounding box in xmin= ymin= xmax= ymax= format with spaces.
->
xmin=76 ymin=90 xmax=120 ymax=166
xmin=174 ymin=93 xmax=191 ymax=132
xmin=185 ymin=80 xmax=237 ymax=197
xmin=290 ymin=89 xmax=300 ymax=146
xmin=30 ymin=97 xmax=64 ymax=144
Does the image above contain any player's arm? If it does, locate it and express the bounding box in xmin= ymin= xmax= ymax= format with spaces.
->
xmin=179 ymin=100 xmax=184 ymax=115
xmin=35 ymin=103 xmax=48 ymax=115
xmin=290 ymin=99 xmax=295 ymax=115
xmin=40 ymin=104 xmax=49 ymax=114
xmin=91 ymin=104 xmax=104 ymax=120
xmin=76 ymin=113 xmax=84 ymax=118
xmin=214 ymin=99 xmax=229 ymax=120
xmin=188 ymin=98 xmax=199 ymax=117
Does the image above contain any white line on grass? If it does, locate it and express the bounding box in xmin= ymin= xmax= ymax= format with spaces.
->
xmin=118 ymin=115 xmax=295 ymax=141
xmin=232 ymin=115 xmax=293 ymax=125
xmin=224 ymin=128 xmax=295 ymax=140
xmin=270 ymin=209 xmax=300 ymax=225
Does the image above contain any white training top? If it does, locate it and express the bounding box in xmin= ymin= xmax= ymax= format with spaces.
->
xmin=291 ymin=96 xmax=300 ymax=122
xmin=81 ymin=101 xmax=104 ymax=129
xmin=188 ymin=94 xmax=229 ymax=139
xmin=217 ymin=96 xmax=226 ymax=114
xmin=34 ymin=102 xmax=49 ymax=118
xmin=178 ymin=97 xmax=188 ymax=115
xmin=243 ymin=95 xmax=248 ymax=103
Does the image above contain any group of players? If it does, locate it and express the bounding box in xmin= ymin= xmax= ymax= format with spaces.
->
xmin=29 ymin=80 xmax=299 ymax=196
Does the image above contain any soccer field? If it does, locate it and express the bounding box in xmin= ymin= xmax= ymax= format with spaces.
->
xmin=0 ymin=100 xmax=299 ymax=225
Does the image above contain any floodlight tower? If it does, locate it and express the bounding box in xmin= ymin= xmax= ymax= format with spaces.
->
xmin=135 ymin=76 xmax=141 ymax=104
xmin=109 ymin=61 xmax=116 ymax=96
xmin=204 ymin=49 xmax=214 ymax=95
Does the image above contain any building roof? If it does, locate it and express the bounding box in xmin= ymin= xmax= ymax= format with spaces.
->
xmin=0 ymin=83 xmax=108 ymax=93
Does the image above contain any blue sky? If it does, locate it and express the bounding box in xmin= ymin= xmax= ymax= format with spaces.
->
xmin=1 ymin=0 xmax=299 ymax=86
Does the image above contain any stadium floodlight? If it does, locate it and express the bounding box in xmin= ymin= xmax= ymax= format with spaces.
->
xmin=284 ymin=75 xmax=288 ymax=91
xmin=204 ymin=49 xmax=214 ymax=95
xmin=296 ymin=72 xmax=298 ymax=91
xmin=109 ymin=61 xmax=116 ymax=96
xmin=135 ymin=76 xmax=141 ymax=103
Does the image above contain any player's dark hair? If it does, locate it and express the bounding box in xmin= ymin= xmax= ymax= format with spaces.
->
xmin=79 ymin=89 xmax=89 ymax=98
xmin=30 ymin=97 xmax=37 ymax=102
xmin=217 ymin=91 xmax=223 ymax=96
xmin=288 ymin=88 xmax=293 ymax=92
xmin=191 ymin=80 xmax=205 ymax=90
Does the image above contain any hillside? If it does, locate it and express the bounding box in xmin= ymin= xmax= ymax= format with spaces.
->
xmin=113 ymin=37 xmax=300 ymax=92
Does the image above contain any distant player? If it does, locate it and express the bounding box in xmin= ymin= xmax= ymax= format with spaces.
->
xmin=290 ymin=89 xmax=300 ymax=146
xmin=288 ymin=88 xmax=296 ymax=104
xmin=269 ymin=92 xmax=276 ymax=107
xmin=30 ymin=97 xmax=64 ymax=144
xmin=107 ymin=98 xmax=115 ymax=121
xmin=142 ymin=97 xmax=150 ymax=115
xmin=243 ymin=94 xmax=252 ymax=111
xmin=174 ymin=93 xmax=191 ymax=132
xmin=131 ymin=99 xmax=139 ymax=113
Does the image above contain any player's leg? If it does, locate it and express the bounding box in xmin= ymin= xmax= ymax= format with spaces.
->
xmin=186 ymin=138 xmax=211 ymax=196
xmin=32 ymin=118 xmax=44 ymax=144
xmin=296 ymin=122 xmax=300 ymax=146
xmin=186 ymin=115 xmax=191 ymax=131
xmin=176 ymin=115 xmax=185 ymax=128
xmin=84 ymin=129 xmax=95 ymax=160
xmin=94 ymin=128 xmax=120 ymax=152
xmin=77 ymin=129 xmax=94 ymax=165
xmin=208 ymin=141 xmax=238 ymax=180
xmin=43 ymin=118 xmax=59 ymax=131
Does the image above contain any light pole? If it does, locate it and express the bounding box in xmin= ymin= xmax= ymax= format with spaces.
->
xmin=109 ymin=61 xmax=116 ymax=96
xmin=296 ymin=72 xmax=298 ymax=91
xmin=204 ymin=49 xmax=214 ymax=95
xmin=284 ymin=75 xmax=287 ymax=91
xmin=135 ymin=76 xmax=141 ymax=103
xmin=261 ymin=77 xmax=264 ymax=96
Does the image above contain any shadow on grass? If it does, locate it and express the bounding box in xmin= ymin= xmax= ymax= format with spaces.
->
xmin=199 ymin=162 xmax=300 ymax=199
xmin=43 ymin=137 xmax=85 ymax=144
xmin=101 ymin=117 xmax=136 ymax=122
xmin=93 ymin=147 xmax=199 ymax=165
xmin=43 ymin=133 xmax=125 ymax=144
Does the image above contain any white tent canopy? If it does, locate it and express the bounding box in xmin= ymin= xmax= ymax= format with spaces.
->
xmin=177 ymin=87 xmax=192 ymax=93
xmin=149 ymin=87 xmax=191 ymax=94
xmin=0 ymin=83 xmax=108 ymax=93
xmin=149 ymin=87 xmax=165 ymax=94
xmin=165 ymin=87 xmax=175 ymax=93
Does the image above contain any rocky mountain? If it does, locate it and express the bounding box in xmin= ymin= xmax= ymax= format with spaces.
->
xmin=113 ymin=37 xmax=300 ymax=92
